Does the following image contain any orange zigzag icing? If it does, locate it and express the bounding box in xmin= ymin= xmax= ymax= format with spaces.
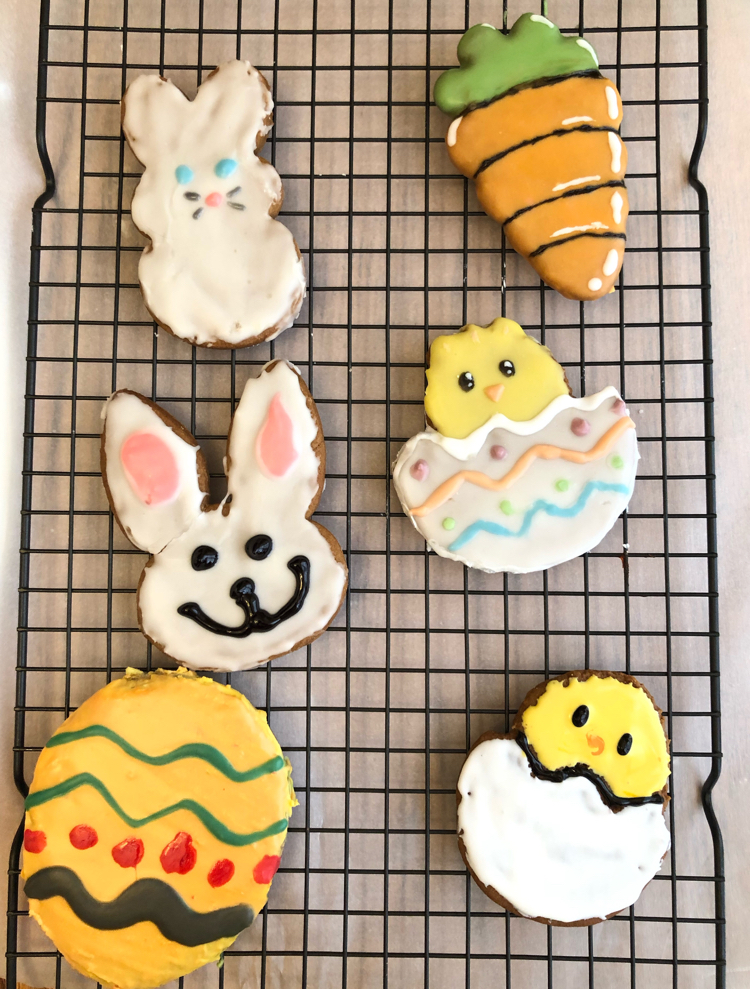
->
xmin=409 ymin=416 xmax=635 ymax=518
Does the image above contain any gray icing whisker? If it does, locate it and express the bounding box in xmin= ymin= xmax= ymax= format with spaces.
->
xmin=227 ymin=186 xmax=241 ymax=198
xmin=228 ymin=201 xmax=246 ymax=211
xmin=192 ymin=207 xmax=204 ymax=220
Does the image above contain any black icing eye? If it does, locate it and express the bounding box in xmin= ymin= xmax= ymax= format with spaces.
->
xmin=499 ymin=360 xmax=516 ymax=377
xmin=191 ymin=545 xmax=218 ymax=571
xmin=246 ymin=534 xmax=273 ymax=561
xmin=617 ymin=733 xmax=633 ymax=755
xmin=458 ymin=371 xmax=475 ymax=392
xmin=183 ymin=191 xmax=201 ymax=201
xmin=572 ymin=705 xmax=589 ymax=728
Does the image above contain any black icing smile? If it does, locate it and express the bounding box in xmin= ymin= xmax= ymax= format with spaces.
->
xmin=177 ymin=556 xmax=310 ymax=637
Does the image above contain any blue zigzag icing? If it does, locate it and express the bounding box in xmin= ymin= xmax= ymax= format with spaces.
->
xmin=448 ymin=480 xmax=632 ymax=551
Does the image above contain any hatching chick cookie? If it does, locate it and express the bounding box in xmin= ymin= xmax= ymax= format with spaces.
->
xmin=392 ymin=317 xmax=638 ymax=573
xmin=122 ymin=59 xmax=306 ymax=348
xmin=434 ymin=13 xmax=628 ymax=300
xmin=22 ymin=668 xmax=296 ymax=989
xmin=457 ymin=671 xmax=671 ymax=925
xmin=101 ymin=360 xmax=348 ymax=671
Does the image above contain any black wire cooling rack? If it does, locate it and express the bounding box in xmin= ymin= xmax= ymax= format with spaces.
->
xmin=7 ymin=0 xmax=723 ymax=987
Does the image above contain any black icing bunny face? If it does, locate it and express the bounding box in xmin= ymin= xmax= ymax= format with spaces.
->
xmin=175 ymin=159 xmax=247 ymax=219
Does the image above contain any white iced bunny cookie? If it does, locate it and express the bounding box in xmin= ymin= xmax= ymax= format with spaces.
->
xmin=122 ymin=60 xmax=306 ymax=348
xmin=393 ymin=318 xmax=638 ymax=573
xmin=101 ymin=361 xmax=348 ymax=671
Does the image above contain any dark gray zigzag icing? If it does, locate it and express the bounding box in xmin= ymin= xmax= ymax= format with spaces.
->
xmin=24 ymin=866 xmax=253 ymax=947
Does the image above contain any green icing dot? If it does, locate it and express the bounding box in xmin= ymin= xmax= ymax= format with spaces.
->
xmin=611 ymin=455 xmax=624 ymax=469
xmin=555 ymin=478 xmax=570 ymax=492
xmin=442 ymin=517 xmax=456 ymax=531
xmin=433 ymin=13 xmax=599 ymax=117
xmin=500 ymin=500 xmax=514 ymax=516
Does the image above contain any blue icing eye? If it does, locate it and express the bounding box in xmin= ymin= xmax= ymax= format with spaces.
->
xmin=175 ymin=165 xmax=194 ymax=184
xmin=214 ymin=158 xmax=238 ymax=179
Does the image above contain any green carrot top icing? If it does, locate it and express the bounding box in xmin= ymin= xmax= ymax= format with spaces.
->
xmin=434 ymin=13 xmax=599 ymax=117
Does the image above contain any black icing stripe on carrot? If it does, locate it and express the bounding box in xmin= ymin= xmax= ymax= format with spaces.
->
xmin=463 ymin=68 xmax=604 ymax=117
xmin=24 ymin=867 xmax=253 ymax=947
xmin=502 ymin=179 xmax=627 ymax=229
xmin=528 ymin=230 xmax=626 ymax=259
xmin=515 ymin=732 xmax=664 ymax=808
xmin=473 ymin=124 xmax=621 ymax=179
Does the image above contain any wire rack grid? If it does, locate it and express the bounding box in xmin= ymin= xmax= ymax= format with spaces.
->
xmin=7 ymin=0 xmax=723 ymax=987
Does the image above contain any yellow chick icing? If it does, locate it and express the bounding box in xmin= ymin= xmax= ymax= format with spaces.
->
xmin=521 ymin=673 xmax=670 ymax=800
xmin=425 ymin=317 xmax=570 ymax=439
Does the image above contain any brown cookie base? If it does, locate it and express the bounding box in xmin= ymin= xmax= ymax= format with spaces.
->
xmin=456 ymin=669 xmax=671 ymax=926
xmin=121 ymin=64 xmax=306 ymax=350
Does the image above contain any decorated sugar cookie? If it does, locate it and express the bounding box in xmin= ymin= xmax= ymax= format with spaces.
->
xmin=101 ymin=360 xmax=348 ymax=671
xmin=22 ymin=667 xmax=296 ymax=989
xmin=434 ymin=13 xmax=628 ymax=300
xmin=392 ymin=318 xmax=638 ymax=573
xmin=457 ymin=671 xmax=671 ymax=925
xmin=122 ymin=60 xmax=306 ymax=348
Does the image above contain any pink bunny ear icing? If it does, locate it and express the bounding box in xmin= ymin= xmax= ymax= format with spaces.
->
xmin=255 ymin=393 xmax=299 ymax=478
xmin=121 ymin=432 xmax=180 ymax=505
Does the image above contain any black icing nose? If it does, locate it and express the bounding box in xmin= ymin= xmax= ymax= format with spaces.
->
xmin=230 ymin=577 xmax=256 ymax=600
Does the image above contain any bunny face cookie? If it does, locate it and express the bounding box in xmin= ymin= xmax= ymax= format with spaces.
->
xmin=122 ymin=60 xmax=306 ymax=348
xmin=102 ymin=362 xmax=347 ymax=671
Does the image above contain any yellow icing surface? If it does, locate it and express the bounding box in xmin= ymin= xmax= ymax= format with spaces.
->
xmin=22 ymin=668 xmax=296 ymax=989
xmin=424 ymin=317 xmax=569 ymax=438
xmin=521 ymin=675 xmax=670 ymax=799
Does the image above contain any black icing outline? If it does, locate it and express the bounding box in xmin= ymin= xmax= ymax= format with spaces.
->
xmin=177 ymin=556 xmax=310 ymax=637
xmin=474 ymin=123 xmax=621 ymax=179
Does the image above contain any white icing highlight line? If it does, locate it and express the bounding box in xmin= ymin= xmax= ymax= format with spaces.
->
xmin=530 ymin=14 xmax=555 ymax=27
xmin=605 ymin=85 xmax=619 ymax=119
xmin=576 ymin=37 xmax=599 ymax=65
xmin=608 ymin=132 xmax=623 ymax=173
xmin=603 ymin=248 xmax=620 ymax=277
xmin=588 ymin=277 xmax=603 ymax=292
xmin=552 ymin=222 xmax=609 ymax=238
xmin=553 ymin=175 xmax=601 ymax=192
xmin=446 ymin=116 xmax=462 ymax=148
xmin=611 ymin=190 xmax=624 ymax=224
xmin=562 ymin=116 xmax=593 ymax=125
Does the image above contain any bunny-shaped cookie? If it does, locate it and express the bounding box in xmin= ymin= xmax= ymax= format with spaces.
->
xmin=122 ymin=60 xmax=306 ymax=348
xmin=101 ymin=361 xmax=347 ymax=671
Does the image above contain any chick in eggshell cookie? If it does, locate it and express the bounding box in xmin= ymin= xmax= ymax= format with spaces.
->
xmin=457 ymin=671 xmax=671 ymax=925
xmin=393 ymin=317 xmax=639 ymax=573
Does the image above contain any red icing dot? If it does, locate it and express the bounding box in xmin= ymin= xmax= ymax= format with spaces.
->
xmin=253 ymin=854 xmax=281 ymax=885
xmin=24 ymin=829 xmax=46 ymax=854
xmin=208 ymin=859 xmax=235 ymax=888
xmin=160 ymin=832 xmax=197 ymax=875
xmin=112 ymin=837 xmax=144 ymax=868
xmin=69 ymin=825 xmax=98 ymax=850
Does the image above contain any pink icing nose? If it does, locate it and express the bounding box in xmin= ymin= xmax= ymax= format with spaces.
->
xmin=205 ymin=192 xmax=223 ymax=208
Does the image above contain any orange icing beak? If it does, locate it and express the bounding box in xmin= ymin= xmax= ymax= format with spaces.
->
xmin=484 ymin=382 xmax=505 ymax=403
xmin=586 ymin=733 xmax=605 ymax=756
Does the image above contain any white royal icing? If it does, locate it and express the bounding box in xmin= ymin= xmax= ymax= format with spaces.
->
xmin=552 ymin=221 xmax=609 ymax=238
xmin=102 ymin=392 xmax=206 ymax=555
xmin=123 ymin=60 xmax=306 ymax=348
xmin=608 ymin=131 xmax=623 ymax=174
xmin=588 ymin=277 xmax=604 ymax=292
xmin=102 ymin=362 xmax=347 ymax=671
xmin=605 ymin=85 xmax=620 ymax=120
xmin=603 ymin=247 xmax=620 ymax=276
xmin=457 ymin=737 xmax=670 ymax=923
xmin=611 ymin=190 xmax=624 ymax=224
xmin=446 ymin=116 xmax=463 ymax=148
xmin=392 ymin=387 xmax=638 ymax=574
xmin=552 ymin=175 xmax=600 ymax=193
xmin=562 ymin=116 xmax=593 ymax=125
xmin=576 ymin=38 xmax=599 ymax=66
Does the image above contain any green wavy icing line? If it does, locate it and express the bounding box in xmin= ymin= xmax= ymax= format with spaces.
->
xmin=434 ymin=13 xmax=599 ymax=117
xmin=25 ymin=774 xmax=289 ymax=847
xmin=47 ymin=724 xmax=285 ymax=783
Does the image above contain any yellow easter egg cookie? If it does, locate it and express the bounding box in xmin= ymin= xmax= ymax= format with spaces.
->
xmin=22 ymin=667 xmax=295 ymax=989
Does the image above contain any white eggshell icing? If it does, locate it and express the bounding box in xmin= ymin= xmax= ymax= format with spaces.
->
xmin=136 ymin=361 xmax=347 ymax=671
xmin=102 ymin=391 xmax=206 ymax=555
xmin=392 ymin=387 xmax=638 ymax=574
xmin=458 ymin=737 xmax=670 ymax=923
xmin=123 ymin=60 xmax=306 ymax=347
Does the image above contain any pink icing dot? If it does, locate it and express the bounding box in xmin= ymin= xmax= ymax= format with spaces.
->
xmin=571 ymin=418 xmax=591 ymax=437
xmin=611 ymin=398 xmax=627 ymax=416
xmin=256 ymin=393 xmax=299 ymax=478
xmin=490 ymin=445 xmax=508 ymax=460
xmin=410 ymin=459 xmax=429 ymax=481
xmin=120 ymin=432 xmax=180 ymax=506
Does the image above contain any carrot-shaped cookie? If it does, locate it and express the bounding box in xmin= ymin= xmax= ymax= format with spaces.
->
xmin=434 ymin=13 xmax=628 ymax=301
